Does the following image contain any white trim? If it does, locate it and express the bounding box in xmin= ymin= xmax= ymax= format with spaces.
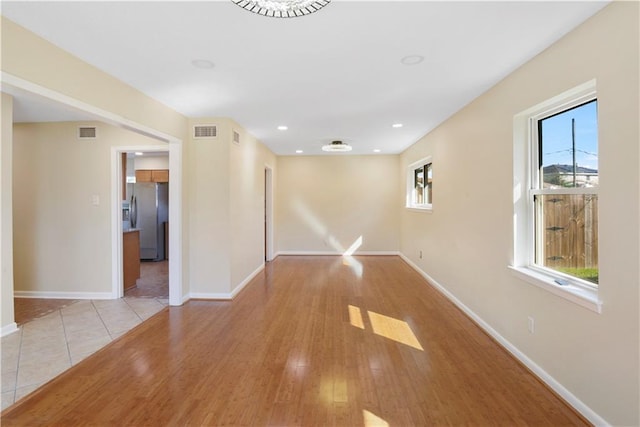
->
xmin=230 ymin=263 xmax=265 ymax=298
xmin=276 ymin=251 xmax=400 ymax=256
xmin=168 ymin=141 xmax=183 ymax=306
xmin=189 ymin=264 xmax=266 ymax=301
xmin=2 ymin=72 xmax=186 ymax=310
xmin=399 ymin=252 xmax=609 ymax=427
xmin=264 ymin=165 xmax=274 ymax=262
xmin=406 ymin=207 xmax=433 ymax=214
xmin=1 ymin=323 xmax=19 ymax=337
xmin=189 ymin=292 xmax=233 ymax=300
xmin=14 ymin=291 xmax=113 ymax=299
xmin=508 ymin=266 xmax=601 ymax=313
xmin=531 ymin=188 xmax=599 ymax=196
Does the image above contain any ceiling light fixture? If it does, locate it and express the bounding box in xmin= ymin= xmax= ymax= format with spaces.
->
xmin=231 ymin=0 xmax=331 ymax=18
xmin=392 ymin=123 xmax=403 ymax=128
xmin=401 ymin=55 xmax=424 ymax=66
xmin=135 ymin=152 xmax=144 ymax=156
xmin=191 ymin=59 xmax=215 ymax=69
xmin=296 ymin=150 xmax=303 ymax=154
xmin=322 ymin=140 xmax=352 ymax=152
xmin=277 ymin=125 xmax=288 ymax=130
xmin=373 ymin=149 xmax=381 ymax=153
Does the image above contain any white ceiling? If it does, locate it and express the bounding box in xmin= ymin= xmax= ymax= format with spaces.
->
xmin=1 ymin=1 xmax=609 ymax=155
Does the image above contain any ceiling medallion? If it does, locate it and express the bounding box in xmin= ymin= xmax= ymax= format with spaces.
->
xmin=322 ymin=140 xmax=352 ymax=152
xmin=231 ymin=0 xmax=331 ymax=18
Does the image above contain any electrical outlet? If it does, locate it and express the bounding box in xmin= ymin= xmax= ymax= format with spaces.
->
xmin=528 ymin=316 xmax=535 ymax=334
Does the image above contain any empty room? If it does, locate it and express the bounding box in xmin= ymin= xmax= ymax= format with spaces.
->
xmin=1 ymin=1 xmax=638 ymax=426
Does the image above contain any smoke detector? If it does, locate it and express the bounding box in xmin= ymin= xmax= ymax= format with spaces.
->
xmin=322 ymin=140 xmax=352 ymax=152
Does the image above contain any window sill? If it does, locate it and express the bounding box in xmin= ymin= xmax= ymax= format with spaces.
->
xmin=508 ymin=266 xmax=602 ymax=313
xmin=406 ymin=206 xmax=433 ymax=213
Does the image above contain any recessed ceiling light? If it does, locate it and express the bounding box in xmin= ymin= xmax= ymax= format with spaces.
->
xmin=278 ymin=125 xmax=288 ymax=131
xmin=401 ymin=55 xmax=424 ymax=66
xmin=373 ymin=149 xmax=381 ymax=153
xmin=392 ymin=123 xmax=403 ymax=128
xmin=191 ymin=59 xmax=215 ymax=69
xmin=135 ymin=152 xmax=144 ymax=156
xmin=295 ymin=150 xmax=303 ymax=154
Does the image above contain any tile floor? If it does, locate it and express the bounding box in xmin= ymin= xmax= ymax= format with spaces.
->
xmin=1 ymin=297 xmax=168 ymax=411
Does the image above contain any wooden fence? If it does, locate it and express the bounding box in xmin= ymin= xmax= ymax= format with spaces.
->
xmin=540 ymin=194 xmax=598 ymax=270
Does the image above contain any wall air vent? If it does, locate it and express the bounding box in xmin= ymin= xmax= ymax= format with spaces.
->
xmin=193 ymin=125 xmax=217 ymax=139
xmin=78 ymin=126 xmax=97 ymax=139
xmin=233 ymin=130 xmax=240 ymax=145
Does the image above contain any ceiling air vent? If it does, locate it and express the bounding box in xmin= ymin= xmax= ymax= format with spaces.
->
xmin=78 ymin=126 xmax=97 ymax=139
xmin=193 ymin=125 xmax=217 ymax=139
xmin=233 ymin=130 xmax=240 ymax=145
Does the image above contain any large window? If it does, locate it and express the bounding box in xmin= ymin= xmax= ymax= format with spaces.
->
xmin=532 ymin=99 xmax=599 ymax=286
xmin=512 ymin=81 xmax=600 ymax=312
xmin=407 ymin=157 xmax=432 ymax=210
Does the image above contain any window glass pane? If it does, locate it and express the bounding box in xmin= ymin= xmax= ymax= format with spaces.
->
xmin=414 ymin=166 xmax=424 ymax=204
xmin=425 ymin=163 xmax=432 ymax=204
xmin=539 ymin=100 xmax=598 ymax=188
xmin=534 ymin=194 xmax=598 ymax=284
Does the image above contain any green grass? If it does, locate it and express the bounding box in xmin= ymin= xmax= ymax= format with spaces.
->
xmin=556 ymin=267 xmax=599 ymax=284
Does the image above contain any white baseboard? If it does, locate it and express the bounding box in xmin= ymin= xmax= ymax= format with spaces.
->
xmin=1 ymin=322 xmax=19 ymax=337
xmin=14 ymin=291 xmax=114 ymax=300
xmin=275 ymin=250 xmax=399 ymax=256
xmin=189 ymin=263 xmax=266 ymax=301
xmin=230 ymin=263 xmax=264 ymax=298
xmin=189 ymin=292 xmax=232 ymax=300
xmin=398 ymin=253 xmax=609 ymax=427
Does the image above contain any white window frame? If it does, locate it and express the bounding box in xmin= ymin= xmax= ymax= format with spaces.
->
xmin=510 ymin=80 xmax=601 ymax=313
xmin=406 ymin=156 xmax=433 ymax=212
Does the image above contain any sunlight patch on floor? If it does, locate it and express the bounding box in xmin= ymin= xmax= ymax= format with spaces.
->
xmin=367 ymin=311 xmax=424 ymax=351
xmin=363 ymin=409 xmax=389 ymax=427
xmin=348 ymin=305 xmax=365 ymax=329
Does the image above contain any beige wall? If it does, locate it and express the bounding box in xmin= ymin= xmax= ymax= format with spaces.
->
xmin=276 ymin=155 xmax=400 ymax=254
xmin=1 ymin=94 xmax=15 ymax=333
xmin=187 ymin=118 xmax=231 ymax=296
xmin=188 ymin=118 xmax=276 ymax=296
xmin=229 ymin=120 xmax=276 ymax=290
xmin=133 ymin=155 xmax=169 ymax=171
xmin=400 ymin=3 xmax=639 ymax=425
xmin=13 ymin=121 xmax=166 ymax=295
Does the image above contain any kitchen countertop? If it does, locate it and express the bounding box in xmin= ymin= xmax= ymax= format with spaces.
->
xmin=123 ymin=228 xmax=141 ymax=233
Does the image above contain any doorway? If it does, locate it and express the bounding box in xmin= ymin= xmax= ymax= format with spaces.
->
xmin=264 ymin=166 xmax=274 ymax=262
xmin=121 ymin=150 xmax=170 ymax=300
xmin=113 ymin=144 xmax=179 ymax=303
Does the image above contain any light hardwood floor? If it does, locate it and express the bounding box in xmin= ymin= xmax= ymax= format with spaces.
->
xmin=1 ymin=256 xmax=588 ymax=426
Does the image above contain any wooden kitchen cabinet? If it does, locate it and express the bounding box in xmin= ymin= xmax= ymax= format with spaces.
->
xmin=123 ymin=230 xmax=140 ymax=291
xmin=152 ymin=169 xmax=169 ymax=182
xmin=135 ymin=169 xmax=169 ymax=183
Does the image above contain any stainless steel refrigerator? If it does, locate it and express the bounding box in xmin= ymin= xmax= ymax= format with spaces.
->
xmin=130 ymin=182 xmax=168 ymax=261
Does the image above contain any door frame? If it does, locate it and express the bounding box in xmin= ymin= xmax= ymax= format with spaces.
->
xmin=113 ymin=142 xmax=183 ymax=305
xmin=264 ymin=165 xmax=274 ymax=262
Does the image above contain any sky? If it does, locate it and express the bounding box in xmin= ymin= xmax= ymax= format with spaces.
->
xmin=540 ymin=99 xmax=598 ymax=170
